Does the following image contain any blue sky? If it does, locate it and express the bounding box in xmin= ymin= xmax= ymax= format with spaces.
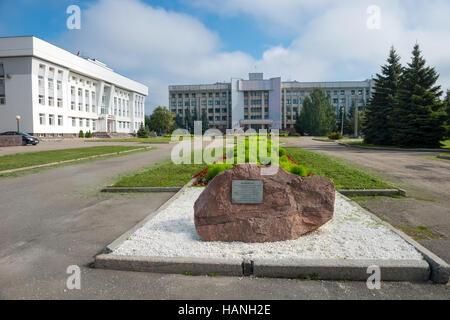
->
xmin=1 ymin=0 xmax=449 ymax=113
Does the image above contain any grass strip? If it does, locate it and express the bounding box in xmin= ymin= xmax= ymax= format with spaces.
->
xmin=0 ymin=146 xmax=145 ymax=171
xmin=286 ymin=147 xmax=394 ymax=189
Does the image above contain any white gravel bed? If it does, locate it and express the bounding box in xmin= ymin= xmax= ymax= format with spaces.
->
xmin=114 ymin=187 xmax=424 ymax=261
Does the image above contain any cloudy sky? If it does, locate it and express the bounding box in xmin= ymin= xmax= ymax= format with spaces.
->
xmin=1 ymin=0 xmax=449 ymax=113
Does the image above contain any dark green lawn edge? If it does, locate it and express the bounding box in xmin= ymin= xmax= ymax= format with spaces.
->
xmin=344 ymin=141 xmax=450 ymax=151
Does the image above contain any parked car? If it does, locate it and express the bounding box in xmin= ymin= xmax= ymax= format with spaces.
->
xmin=0 ymin=131 xmax=40 ymax=145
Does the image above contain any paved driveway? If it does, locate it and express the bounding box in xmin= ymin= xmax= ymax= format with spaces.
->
xmin=283 ymin=137 xmax=450 ymax=264
xmin=0 ymin=139 xmax=449 ymax=299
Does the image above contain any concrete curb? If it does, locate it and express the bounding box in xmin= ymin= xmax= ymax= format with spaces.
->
xmin=339 ymin=142 xmax=450 ymax=153
xmin=0 ymin=147 xmax=151 ymax=175
xmin=252 ymin=259 xmax=430 ymax=281
xmin=437 ymin=155 xmax=450 ymax=160
xmin=101 ymin=187 xmax=182 ymax=193
xmin=338 ymin=189 xmax=407 ymax=197
xmin=95 ymin=254 xmax=243 ymax=276
xmin=343 ymin=194 xmax=450 ymax=284
xmin=103 ymin=179 xmax=194 ymax=253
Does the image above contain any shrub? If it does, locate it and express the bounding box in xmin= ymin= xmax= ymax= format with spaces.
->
xmin=137 ymin=124 xmax=149 ymax=138
xmin=288 ymin=164 xmax=308 ymax=177
xmin=206 ymin=163 xmax=234 ymax=181
xmin=328 ymin=132 xmax=343 ymax=140
xmin=78 ymin=130 xmax=84 ymax=138
xmin=85 ymin=130 xmax=92 ymax=138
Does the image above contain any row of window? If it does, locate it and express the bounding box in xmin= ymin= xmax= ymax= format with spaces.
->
xmin=0 ymin=63 xmax=5 ymax=105
xmin=171 ymin=92 xmax=229 ymax=99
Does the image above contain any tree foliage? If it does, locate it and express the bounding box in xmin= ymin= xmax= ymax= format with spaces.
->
xmin=295 ymin=88 xmax=336 ymax=136
xmin=363 ymin=46 xmax=403 ymax=145
xmin=392 ymin=44 xmax=446 ymax=148
xmin=148 ymin=106 xmax=173 ymax=133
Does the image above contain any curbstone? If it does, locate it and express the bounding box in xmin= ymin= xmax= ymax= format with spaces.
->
xmin=252 ymin=259 xmax=430 ymax=282
xmin=339 ymin=142 xmax=450 ymax=153
xmin=101 ymin=187 xmax=182 ymax=193
xmin=95 ymin=254 xmax=243 ymax=276
xmin=437 ymin=155 xmax=450 ymax=160
xmin=338 ymin=189 xmax=406 ymax=197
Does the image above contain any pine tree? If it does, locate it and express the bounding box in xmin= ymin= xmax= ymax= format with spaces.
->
xmin=393 ymin=44 xmax=446 ymax=148
xmin=184 ymin=110 xmax=193 ymax=133
xmin=174 ymin=114 xmax=184 ymax=129
xmin=201 ymin=109 xmax=209 ymax=134
xmin=363 ymin=46 xmax=403 ymax=145
xmin=297 ymin=88 xmax=336 ymax=136
xmin=444 ymin=91 xmax=450 ymax=139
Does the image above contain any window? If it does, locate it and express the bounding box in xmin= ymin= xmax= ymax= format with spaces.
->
xmin=72 ymin=118 xmax=76 ymax=127
xmin=92 ymin=120 xmax=96 ymax=131
xmin=78 ymin=103 xmax=82 ymax=111
xmin=39 ymin=113 xmax=45 ymax=125
xmin=86 ymin=119 xmax=90 ymax=128
xmin=48 ymin=79 xmax=53 ymax=90
xmin=39 ymin=95 xmax=44 ymax=105
xmin=57 ymin=81 xmax=62 ymax=91
xmin=48 ymin=114 xmax=55 ymax=126
xmin=71 ymin=87 xmax=75 ymax=95
xmin=38 ymin=76 xmax=44 ymax=87
xmin=78 ymin=88 xmax=82 ymax=97
xmin=340 ymin=90 xmax=345 ymax=95
xmin=71 ymin=101 xmax=75 ymax=110
xmin=86 ymin=104 xmax=90 ymax=112
xmin=79 ymin=119 xmax=83 ymax=127
xmin=48 ymin=97 xmax=54 ymax=106
xmin=0 ymin=95 xmax=5 ymax=105
xmin=57 ymin=98 xmax=62 ymax=107
xmin=58 ymin=115 xmax=63 ymax=126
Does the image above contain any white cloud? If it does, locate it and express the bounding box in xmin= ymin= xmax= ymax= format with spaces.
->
xmin=59 ymin=0 xmax=450 ymax=113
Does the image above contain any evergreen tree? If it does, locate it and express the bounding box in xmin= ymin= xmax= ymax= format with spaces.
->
xmin=363 ymin=46 xmax=403 ymax=145
xmin=393 ymin=44 xmax=446 ymax=148
xmin=184 ymin=110 xmax=193 ymax=133
xmin=297 ymin=88 xmax=336 ymax=136
xmin=201 ymin=109 xmax=210 ymax=134
xmin=444 ymin=91 xmax=450 ymax=139
xmin=174 ymin=113 xmax=184 ymax=129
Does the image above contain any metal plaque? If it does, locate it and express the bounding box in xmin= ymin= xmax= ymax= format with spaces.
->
xmin=231 ymin=180 xmax=263 ymax=204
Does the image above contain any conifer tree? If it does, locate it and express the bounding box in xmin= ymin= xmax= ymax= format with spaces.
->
xmin=201 ymin=109 xmax=209 ymax=134
xmin=363 ymin=46 xmax=403 ymax=145
xmin=393 ymin=44 xmax=446 ymax=147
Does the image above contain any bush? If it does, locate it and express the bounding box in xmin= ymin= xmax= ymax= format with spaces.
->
xmin=85 ymin=130 xmax=92 ymax=138
xmin=206 ymin=163 xmax=234 ymax=181
xmin=79 ymin=130 xmax=84 ymax=138
xmin=328 ymin=132 xmax=343 ymax=140
xmin=137 ymin=124 xmax=149 ymax=138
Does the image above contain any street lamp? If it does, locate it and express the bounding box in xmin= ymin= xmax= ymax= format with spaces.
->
xmin=16 ymin=115 xmax=21 ymax=132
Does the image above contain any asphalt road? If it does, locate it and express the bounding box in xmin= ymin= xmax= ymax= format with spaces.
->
xmin=0 ymin=139 xmax=449 ymax=300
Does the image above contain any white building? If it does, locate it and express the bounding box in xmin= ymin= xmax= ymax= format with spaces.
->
xmin=0 ymin=36 xmax=147 ymax=137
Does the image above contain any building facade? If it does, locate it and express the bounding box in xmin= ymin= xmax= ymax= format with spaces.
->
xmin=0 ymin=36 xmax=147 ymax=137
xmin=169 ymin=73 xmax=374 ymax=132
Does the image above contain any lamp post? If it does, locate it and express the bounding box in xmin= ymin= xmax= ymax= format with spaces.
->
xmin=16 ymin=115 xmax=21 ymax=132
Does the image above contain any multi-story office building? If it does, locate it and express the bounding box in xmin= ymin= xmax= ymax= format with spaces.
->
xmin=0 ymin=36 xmax=147 ymax=137
xmin=169 ymin=73 xmax=374 ymax=132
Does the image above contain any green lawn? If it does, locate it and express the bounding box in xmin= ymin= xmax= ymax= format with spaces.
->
xmin=87 ymin=137 xmax=171 ymax=143
xmin=112 ymin=161 xmax=204 ymax=187
xmin=347 ymin=140 xmax=450 ymax=149
xmin=0 ymin=146 xmax=147 ymax=172
xmin=286 ymin=147 xmax=394 ymax=189
xmin=112 ymin=147 xmax=394 ymax=190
